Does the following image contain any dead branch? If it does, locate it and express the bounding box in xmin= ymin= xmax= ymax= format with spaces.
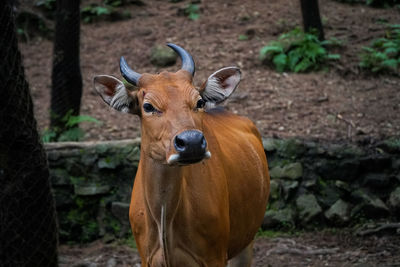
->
xmin=336 ymin=114 xmax=356 ymax=139
xmin=266 ymin=243 xmax=339 ymax=256
xmin=356 ymin=223 xmax=400 ymax=236
xmin=271 ymin=238 xmax=296 ymax=246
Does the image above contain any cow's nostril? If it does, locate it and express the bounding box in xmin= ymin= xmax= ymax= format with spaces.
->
xmin=201 ymin=136 xmax=207 ymax=149
xmin=174 ymin=135 xmax=186 ymax=151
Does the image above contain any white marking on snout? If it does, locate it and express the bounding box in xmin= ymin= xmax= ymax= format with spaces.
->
xmin=167 ymin=151 xmax=211 ymax=165
xmin=167 ymin=154 xmax=180 ymax=165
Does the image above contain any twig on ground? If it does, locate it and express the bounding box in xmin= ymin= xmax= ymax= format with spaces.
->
xmin=336 ymin=113 xmax=356 ymax=139
xmin=266 ymin=243 xmax=339 ymax=256
xmin=271 ymin=238 xmax=297 ymax=246
xmin=356 ymin=223 xmax=400 ymax=236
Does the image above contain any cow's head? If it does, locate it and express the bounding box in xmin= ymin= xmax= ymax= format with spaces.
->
xmin=94 ymin=43 xmax=241 ymax=165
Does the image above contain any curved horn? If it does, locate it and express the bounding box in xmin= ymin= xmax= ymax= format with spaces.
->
xmin=119 ymin=56 xmax=141 ymax=86
xmin=166 ymin=43 xmax=195 ymax=76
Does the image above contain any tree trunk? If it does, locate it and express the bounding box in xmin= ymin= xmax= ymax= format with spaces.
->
xmin=51 ymin=0 xmax=82 ymax=131
xmin=299 ymin=0 xmax=325 ymax=41
xmin=0 ymin=1 xmax=59 ymax=266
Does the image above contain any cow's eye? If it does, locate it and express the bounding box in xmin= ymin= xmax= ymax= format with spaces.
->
xmin=143 ymin=103 xmax=156 ymax=113
xmin=196 ymin=99 xmax=206 ymax=109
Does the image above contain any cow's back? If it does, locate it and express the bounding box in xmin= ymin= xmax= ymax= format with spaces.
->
xmin=202 ymin=108 xmax=270 ymax=259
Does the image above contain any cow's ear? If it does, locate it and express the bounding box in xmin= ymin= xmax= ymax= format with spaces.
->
xmin=93 ymin=75 xmax=139 ymax=114
xmin=199 ymin=67 xmax=241 ymax=104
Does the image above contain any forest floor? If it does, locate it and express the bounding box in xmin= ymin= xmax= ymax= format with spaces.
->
xmin=59 ymin=230 xmax=400 ymax=267
xmin=18 ymin=0 xmax=400 ymax=266
xmin=19 ymin=0 xmax=399 ymax=144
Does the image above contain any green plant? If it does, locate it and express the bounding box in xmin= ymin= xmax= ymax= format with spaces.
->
xmin=383 ymin=137 xmax=400 ymax=150
xmin=35 ymin=0 xmax=56 ymax=11
xmin=81 ymin=4 xmax=112 ymax=23
xmin=64 ymin=196 xmax=100 ymax=242
xmin=103 ymin=0 xmax=123 ymax=7
xmin=255 ymin=228 xmax=300 ymax=238
xmin=184 ymin=4 xmax=200 ymax=20
xmin=17 ymin=28 xmax=27 ymax=40
xmin=238 ymin=34 xmax=249 ymax=41
xmin=16 ymin=11 xmax=52 ymax=42
xmin=359 ymin=24 xmax=400 ymax=73
xmin=42 ymin=110 xmax=101 ymax=142
xmin=259 ymin=28 xmax=340 ymax=73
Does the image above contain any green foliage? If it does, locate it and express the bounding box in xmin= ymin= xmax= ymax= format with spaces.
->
xmin=259 ymin=28 xmax=340 ymax=73
xmin=56 ymin=127 xmax=86 ymax=142
xmin=238 ymin=34 xmax=249 ymax=41
xmin=81 ymin=1 xmax=133 ymax=23
xmin=17 ymin=28 xmax=26 ymax=38
xmin=256 ymin=228 xmax=300 ymax=238
xmin=16 ymin=10 xmax=52 ymax=42
xmin=383 ymin=137 xmax=400 ymax=150
xmin=42 ymin=110 xmax=101 ymax=142
xmin=103 ymin=0 xmax=123 ymax=7
xmin=35 ymin=0 xmax=56 ymax=11
xmin=359 ymin=24 xmax=400 ymax=73
xmin=184 ymin=4 xmax=200 ymax=20
xmin=81 ymin=4 xmax=112 ymax=23
xmin=64 ymin=196 xmax=100 ymax=242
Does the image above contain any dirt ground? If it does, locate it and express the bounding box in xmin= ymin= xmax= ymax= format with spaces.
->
xmin=58 ymin=231 xmax=400 ymax=267
xmin=20 ymin=0 xmax=400 ymax=143
xmin=18 ymin=0 xmax=400 ymax=266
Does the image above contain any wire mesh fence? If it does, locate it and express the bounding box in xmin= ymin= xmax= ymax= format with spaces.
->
xmin=0 ymin=1 xmax=59 ymax=266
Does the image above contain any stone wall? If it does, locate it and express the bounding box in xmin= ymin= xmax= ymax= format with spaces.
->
xmin=262 ymin=138 xmax=400 ymax=230
xmin=45 ymin=137 xmax=400 ymax=242
xmin=46 ymin=139 xmax=140 ymax=242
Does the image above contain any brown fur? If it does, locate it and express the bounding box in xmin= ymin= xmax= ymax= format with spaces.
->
xmin=94 ymin=68 xmax=269 ymax=266
xmin=126 ymin=70 xmax=270 ymax=266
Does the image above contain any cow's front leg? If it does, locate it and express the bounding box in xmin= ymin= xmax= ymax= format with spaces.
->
xmin=227 ymin=241 xmax=253 ymax=267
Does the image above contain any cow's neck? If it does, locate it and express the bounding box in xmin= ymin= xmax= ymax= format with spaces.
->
xmin=140 ymin=156 xmax=184 ymax=265
xmin=141 ymin=156 xmax=183 ymax=214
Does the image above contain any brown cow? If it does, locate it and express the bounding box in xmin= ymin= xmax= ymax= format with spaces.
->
xmin=94 ymin=44 xmax=270 ymax=267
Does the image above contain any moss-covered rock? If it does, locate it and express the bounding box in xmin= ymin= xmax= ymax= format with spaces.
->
xmin=150 ymin=45 xmax=178 ymax=67
xmin=326 ymin=144 xmax=365 ymax=158
xmin=362 ymin=173 xmax=391 ymax=188
xmin=98 ymin=156 xmax=120 ymax=169
xmin=276 ymin=139 xmax=306 ymax=159
xmin=324 ymin=199 xmax=351 ymax=225
xmin=296 ymin=194 xmax=322 ymax=224
xmin=50 ymin=168 xmax=71 ymax=185
xmin=262 ymin=207 xmax=295 ymax=229
xmin=379 ymin=138 xmax=400 ymax=153
xmin=360 ymin=155 xmax=391 ymax=172
xmin=52 ymin=188 xmax=74 ymax=208
xmin=316 ymin=158 xmax=360 ymax=181
xmin=269 ymin=179 xmax=281 ymax=201
xmin=389 ymin=186 xmax=400 ymax=212
xmin=270 ymin=162 xmax=303 ymax=180
xmin=351 ymin=189 xmax=390 ymax=218
xmin=262 ymin=138 xmax=278 ymax=152
xmin=44 ymin=137 xmax=400 ymax=239
xmin=74 ymin=184 xmax=111 ymax=196
xmin=316 ymin=179 xmax=343 ymax=208
xmin=45 ymin=140 xmax=140 ymax=243
xmin=281 ymin=180 xmax=299 ymax=200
